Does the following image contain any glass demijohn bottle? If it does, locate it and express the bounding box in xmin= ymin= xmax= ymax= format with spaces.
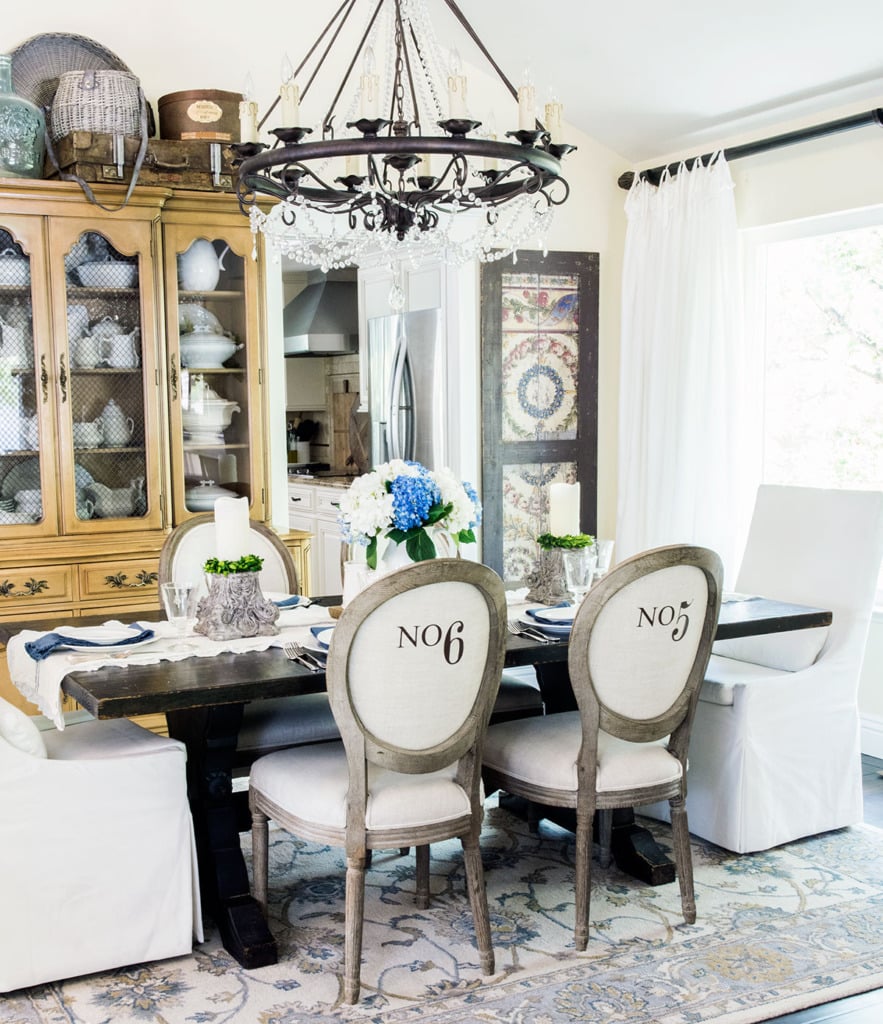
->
xmin=0 ymin=54 xmax=46 ymax=178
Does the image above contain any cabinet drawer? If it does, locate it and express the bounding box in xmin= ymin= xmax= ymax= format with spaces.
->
xmin=78 ymin=559 xmax=160 ymax=603
xmin=288 ymin=483 xmax=317 ymax=511
xmin=316 ymin=487 xmax=345 ymax=516
xmin=0 ymin=565 xmax=74 ymax=611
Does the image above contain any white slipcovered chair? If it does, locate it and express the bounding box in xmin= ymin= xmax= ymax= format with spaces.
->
xmin=249 ymin=558 xmax=507 ymax=1003
xmin=483 ymin=545 xmax=723 ymax=950
xmin=642 ymin=485 xmax=883 ymax=853
xmin=0 ymin=699 xmax=202 ymax=992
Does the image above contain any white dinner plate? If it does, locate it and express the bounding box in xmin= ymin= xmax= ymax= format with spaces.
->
xmin=525 ymin=605 xmax=575 ymax=625
xmin=519 ymin=611 xmax=572 ymax=638
xmin=53 ymin=624 xmax=157 ymax=652
xmin=313 ymin=627 xmax=335 ymax=650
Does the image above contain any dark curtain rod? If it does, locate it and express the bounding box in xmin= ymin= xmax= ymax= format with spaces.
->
xmin=617 ymin=107 xmax=883 ymax=190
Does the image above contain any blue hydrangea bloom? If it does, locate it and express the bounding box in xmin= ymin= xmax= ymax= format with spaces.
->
xmin=464 ymin=481 xmax=482 ymax=528
xmin=390 ymin=474 xmax=440 ymax=531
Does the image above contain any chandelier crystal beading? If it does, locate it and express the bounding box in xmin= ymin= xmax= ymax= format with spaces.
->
xmin=232 ymin=0 xmax=575 ymax=270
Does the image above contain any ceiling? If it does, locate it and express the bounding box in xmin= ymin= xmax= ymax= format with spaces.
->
xmin=432 ymin=0 xmax=883 ymax=164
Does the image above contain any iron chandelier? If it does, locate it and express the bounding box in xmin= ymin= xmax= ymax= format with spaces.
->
xmin=231 ymin=0 xmax=575 ymax=270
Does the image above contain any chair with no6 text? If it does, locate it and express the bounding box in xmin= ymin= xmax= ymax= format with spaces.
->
xmin=248 ymin=558 xmax=508 ymax=1003
xmin=482 ymin=545 xmax=723 ymax=950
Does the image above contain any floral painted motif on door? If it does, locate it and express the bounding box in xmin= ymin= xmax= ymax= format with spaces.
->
xmin=481 ymin=253 xmax=598 ymax=581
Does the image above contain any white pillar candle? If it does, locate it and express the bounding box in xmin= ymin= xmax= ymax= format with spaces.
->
xmin=544 ymin=100 xmax=563 ymax=143
xmin=447 ymin=48 xmax=468 ymax=118
xmin=518 ymin=69 xmax=536 ymax=131
xmin=345 ymin=153 xmax=361 ymax=177
xmin=549 ymin=482 xmax=580 ymax=536
xmin=214 ymin=495 xmax=252 ymax=562
xmin=279 ymin=81 xmax=300 ymax=127
xmin=360 ymin=46 xmax=380 ymax=119
xmin=239 ymin=100 xmax=258 ymax=143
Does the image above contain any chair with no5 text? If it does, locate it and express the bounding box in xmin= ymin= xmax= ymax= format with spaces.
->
xmin=248 ymin=558 xmax=508 ymax=1003
xmin=483 ymin=545 xmax=723 ymax=950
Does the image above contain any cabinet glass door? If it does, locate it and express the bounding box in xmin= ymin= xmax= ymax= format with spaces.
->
xmin=50 ymin=218 xmax=163 ymax=534
xmin=165 ymin=225 xmax=264 ymax=522
xmin=0 ymin=216 xmax=57 ymax=537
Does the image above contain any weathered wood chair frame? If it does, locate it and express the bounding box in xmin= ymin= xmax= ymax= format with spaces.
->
xmin=249 ymin=558 xmax=507 ymax=1003
xmin=483 ymin=544 xmax=723 ymax=949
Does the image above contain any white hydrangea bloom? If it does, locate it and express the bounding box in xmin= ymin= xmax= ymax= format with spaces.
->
xmin=434 ymin=466 xmax=475 ymax=535
xmin=337 ymin=460 xmax=480 ymax=548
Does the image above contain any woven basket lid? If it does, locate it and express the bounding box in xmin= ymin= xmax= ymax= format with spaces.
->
xmin=10 ymin=32 xmax=132 ymax=110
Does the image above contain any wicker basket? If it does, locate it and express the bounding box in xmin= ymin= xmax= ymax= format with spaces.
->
xmin=50 ymin=69 xmax=141 ymax=141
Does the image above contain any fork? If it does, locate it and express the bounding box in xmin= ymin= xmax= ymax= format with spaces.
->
xmin=507 ymin=620 xmax=551 ymax=643
xmin=283 ymin=642 xmax=324 ymax=671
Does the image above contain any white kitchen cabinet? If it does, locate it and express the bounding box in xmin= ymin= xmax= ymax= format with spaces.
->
xmin=287 ymin=480 xmax=345 ymax=596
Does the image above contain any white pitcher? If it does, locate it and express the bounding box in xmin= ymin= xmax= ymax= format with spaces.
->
xmin=0 ymin=314 xmax=32 ymax=369
xmin=99 ymin=399 xmax=134 ymax=446
xmin=177 ymin=240 xmax=230 ymax=292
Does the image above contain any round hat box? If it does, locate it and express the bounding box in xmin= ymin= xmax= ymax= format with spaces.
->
xmin=158 ymin=90 xmax=243 ymax=142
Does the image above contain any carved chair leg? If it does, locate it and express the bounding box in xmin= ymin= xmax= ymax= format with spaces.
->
xmin=670 ymin=796 xmax=696 ymax=924
xmin=250 ymin=803 xmax=270 ymax=917
xmin=415 ymin=844 xmax=430 ymax=909
xmin=574 ymin=807 xmax=593 ymax=951
xmin=344 ymin=855 xmax=366 ymax=1004
xmin=462 ymin=835 xmax=495 ymax=975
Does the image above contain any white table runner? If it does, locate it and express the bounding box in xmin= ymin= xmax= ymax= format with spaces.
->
xmin=6 ymin=604 xmax=336 ymax=730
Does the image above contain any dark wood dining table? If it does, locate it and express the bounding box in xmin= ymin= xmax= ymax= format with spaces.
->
xmin=1 ymin=594 xmax=832 ymax=970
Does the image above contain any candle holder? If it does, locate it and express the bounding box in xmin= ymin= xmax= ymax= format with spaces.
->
xmin=270 ymin=126 xmax=313 ymax=146
xmin=437 ymin=118 xmax=482 ymax=138
xmin=525 ymin=547 xmax=569 ymax=605
xmin=527 ymin=532 xmax=595 ymax=605
xmin=195 ymin=555 xmax=279 ymax=641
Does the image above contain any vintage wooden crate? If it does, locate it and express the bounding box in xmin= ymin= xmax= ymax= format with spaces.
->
xmin=46 ymin=131 xmax=237 ymax=192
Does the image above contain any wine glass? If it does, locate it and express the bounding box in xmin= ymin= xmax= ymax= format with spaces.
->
xmin=562 ymin=546 xmax=597 ymax=605
xmin=161 ymin=581 xmax=197 ymax=642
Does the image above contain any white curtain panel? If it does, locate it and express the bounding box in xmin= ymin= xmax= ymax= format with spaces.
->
xmin=617 ymin=156 xmax=747 ymax=580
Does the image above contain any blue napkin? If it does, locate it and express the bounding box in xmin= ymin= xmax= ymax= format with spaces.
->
xmin=25 ymin=625 xmax=155 ymax=662
xmin=273 ymin=595 xmax=305 ymax=608
xmin=526 ymin=602 xmax=574 ymax=625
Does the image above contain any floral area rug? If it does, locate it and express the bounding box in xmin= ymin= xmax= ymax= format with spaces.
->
xmin=7 ymin=801 xmax=883 ymax=1024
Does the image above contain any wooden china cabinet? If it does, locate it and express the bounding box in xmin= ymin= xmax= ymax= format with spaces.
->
xmin=0 ymin=179 xmax=308 ymax=715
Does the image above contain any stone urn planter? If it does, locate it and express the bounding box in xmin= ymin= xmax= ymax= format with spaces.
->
xmin=195 ymin=558 xmax=279 ymax=641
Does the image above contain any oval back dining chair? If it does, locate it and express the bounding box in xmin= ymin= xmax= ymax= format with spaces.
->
xmin=158 ymin=515 xmax=341 ymax=769
xmin=483 ymin=545 xmax=723 ymax=950
xmin=248 ymin=558 xmax=508 ymax=1004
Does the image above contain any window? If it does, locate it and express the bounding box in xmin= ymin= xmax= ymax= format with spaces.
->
xmin=744 ymin=207 xmax=883 ymax=600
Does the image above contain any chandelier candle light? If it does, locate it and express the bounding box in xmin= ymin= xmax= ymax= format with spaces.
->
xmin=230 ymin=0 xmax=575 ymax=270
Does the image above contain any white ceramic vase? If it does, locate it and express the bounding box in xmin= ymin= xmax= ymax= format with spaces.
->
xmin=342 ymin=528 xmax=458 ymax=605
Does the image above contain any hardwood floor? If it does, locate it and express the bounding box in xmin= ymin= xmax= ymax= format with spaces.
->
xmin=763 ymin=754 xmax=883 ymax=1023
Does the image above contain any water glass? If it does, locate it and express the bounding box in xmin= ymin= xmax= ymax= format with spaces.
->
xmin=594 ymin=539 xmax=615 ymax=580
xmin=161 ymin=582 xmax=197 ymax=638
xmin=562 ymin=546 xmax=597 ymax=605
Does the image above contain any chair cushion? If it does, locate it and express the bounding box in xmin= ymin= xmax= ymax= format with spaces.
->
xmin=484 ymin=712 xmax=682 ymax=795
xmin=41 ymin=717 xmax=185 ymax=761
xmin=701 ymin=653 xmax=793 ymax=707
xmin=236 ymin=694 xmax=340 ymax=755
xmin=250 ymin=742 xmax=472 ymax=831
xmin=0 ymin=699 xmax=47 ymax=758
xmin=712 ymin=626 xmax=829 ymax=673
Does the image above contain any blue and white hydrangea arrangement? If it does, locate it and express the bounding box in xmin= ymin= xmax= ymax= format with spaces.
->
xmin=337 ymin=460 xmax=482 ymax=569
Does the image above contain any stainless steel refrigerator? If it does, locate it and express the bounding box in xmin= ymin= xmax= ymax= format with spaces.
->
xmin=367 ymin=307 xmax=446 ymax=469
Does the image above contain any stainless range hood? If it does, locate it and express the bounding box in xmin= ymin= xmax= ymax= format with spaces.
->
xmin=283 ymin=277 xmax=358 ymax=356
